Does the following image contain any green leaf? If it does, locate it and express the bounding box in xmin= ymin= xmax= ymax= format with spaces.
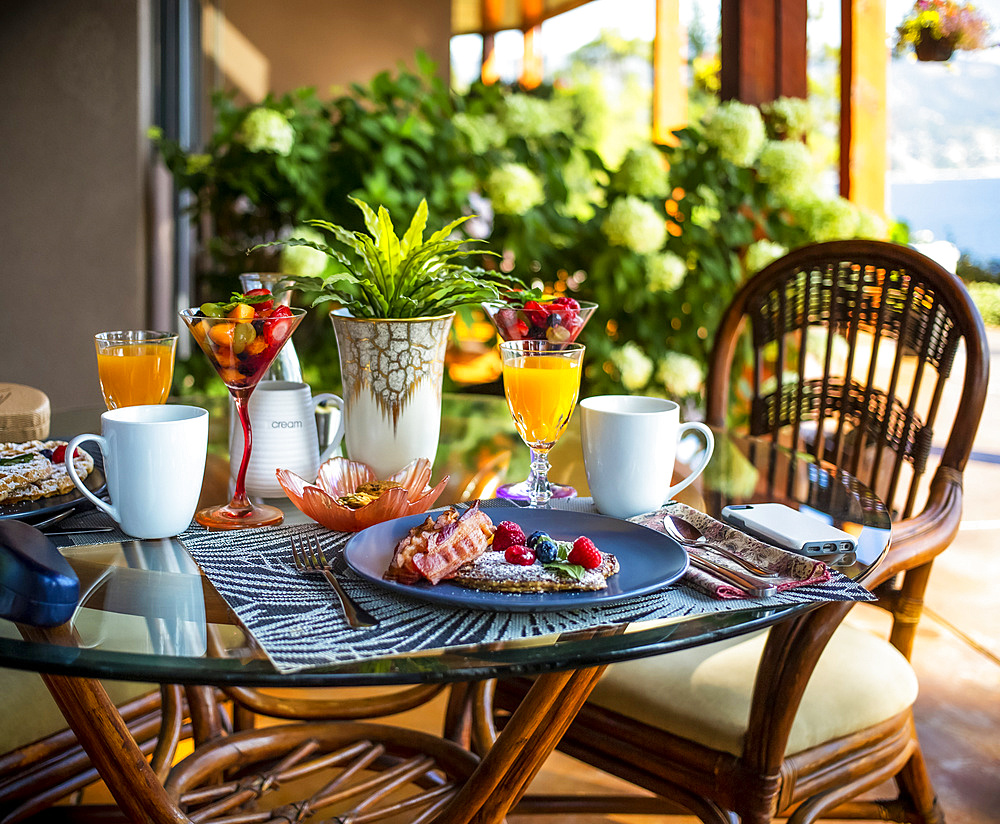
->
xmin=542 ymin=562 xmax=587 ymax=582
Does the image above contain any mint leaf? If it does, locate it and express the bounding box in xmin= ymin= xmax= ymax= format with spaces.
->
xmin=542 ymin=561 xmax=586 ymax=582
xmin=0 ymin=453 xmax=34 ymax=466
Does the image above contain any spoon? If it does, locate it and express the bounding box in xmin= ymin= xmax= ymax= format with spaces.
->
xmin=663 ymin=514 xmax=780 ymax=578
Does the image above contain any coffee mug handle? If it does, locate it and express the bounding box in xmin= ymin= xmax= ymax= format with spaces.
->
xmin=65 ymin=434 xmax=120 ymax=525
xmin=313 ymin=393 xmax=346 ymax=463
xmin=665 ymin=423 xmax=715 ymax=502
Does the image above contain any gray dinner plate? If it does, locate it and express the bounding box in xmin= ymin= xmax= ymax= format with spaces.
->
xmin=344 ymin=508 xmax=689 ymax=612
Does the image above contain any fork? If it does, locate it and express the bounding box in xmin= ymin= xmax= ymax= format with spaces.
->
xmin=290 ymin=535 xmax=377 ymax=628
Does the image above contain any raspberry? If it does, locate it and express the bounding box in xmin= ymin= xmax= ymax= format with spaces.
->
xmin=493 ymin=521 xmax=527 ymax=553
xmin=505 ymin=544 xmax=535 ymax=565
xmin=568 ymin=536 xmax=602 ymax=570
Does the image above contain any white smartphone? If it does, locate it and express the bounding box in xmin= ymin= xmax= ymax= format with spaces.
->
xmin=720 ymin=503 xmax=857 ymax=560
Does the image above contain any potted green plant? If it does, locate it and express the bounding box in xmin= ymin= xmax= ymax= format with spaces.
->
xmin=265 ymin=196 xmax=520 ymax=477
xmin=895 ymin=0 xmax=991 ymax=61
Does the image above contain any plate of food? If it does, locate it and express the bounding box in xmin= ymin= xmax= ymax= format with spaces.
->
xmin=0 ymin=439 xmax=106 ymax=521
xmin=344 ymin=504 xmax=689 ymax=612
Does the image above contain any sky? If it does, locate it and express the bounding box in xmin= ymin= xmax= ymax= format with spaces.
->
xmin=451 ymin=0 xmax=1000 ymax=85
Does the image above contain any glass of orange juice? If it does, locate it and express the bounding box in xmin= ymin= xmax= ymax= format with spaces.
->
xmin=95 ymin=331 xmax=178 ymax=410
xmin=500 ymin=340 xmax=585 ymax=508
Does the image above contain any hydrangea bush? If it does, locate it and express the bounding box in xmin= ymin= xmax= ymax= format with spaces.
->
xmin=155 ymin=55 xmax=890 ymax=407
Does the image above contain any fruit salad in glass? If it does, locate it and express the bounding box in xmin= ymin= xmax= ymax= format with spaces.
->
xmin=180 ymin=289 xmax=305 ymax=529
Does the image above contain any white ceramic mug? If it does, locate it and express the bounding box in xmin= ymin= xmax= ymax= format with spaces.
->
xmin=229 ymin=381 xmax=345 ymax=497
xmin=66 ymin=405 xmax=209 ymax=539
xmin=580 ymin=395 xmax=715 ymax=519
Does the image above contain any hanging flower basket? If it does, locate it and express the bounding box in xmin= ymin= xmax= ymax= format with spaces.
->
xmin=914 ymin=31 xmax=957 ymax=60
xmin=895 ymin=0 xmax=992 ymax=60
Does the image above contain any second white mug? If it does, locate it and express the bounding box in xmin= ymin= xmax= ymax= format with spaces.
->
xmin=229 ymin=381 xmax=345 ymax=497
xmin=580 ymin=395 xmax=715 ymax=519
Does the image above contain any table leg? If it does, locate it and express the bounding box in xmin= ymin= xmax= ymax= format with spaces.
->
xmin=434 ymin=664 xmax=607 ymax=824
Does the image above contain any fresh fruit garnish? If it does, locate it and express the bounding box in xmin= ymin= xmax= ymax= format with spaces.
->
xmin=493 ymin=520 xmax=528 ymax=553
xmin=534 ymin=537 xmax=558 ymax=564
xmin=526 ymin=530 xmax=550 ymax=550
xmin=568 ymin=536 xmax=603 ymax=570
xmin=200 ymin=289 xmax=276 ymax=319
xmin=50 ymin=444 xmax=78 ymax=464
xmin=504 ymin=544 xmax=535 ymax=565
xmin=243 ymin=287 xmax=274 ymax=311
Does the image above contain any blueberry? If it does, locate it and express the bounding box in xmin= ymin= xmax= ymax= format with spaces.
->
xmin=526 ymin=530 xmax=549 ymax=549
xmin=535 ymin=539 xmax=558 ymax=564
xmin=547 ymin=312 xmax=563 ymax=328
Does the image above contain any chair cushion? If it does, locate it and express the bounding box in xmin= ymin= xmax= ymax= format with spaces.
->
xmin=588 ymin=623 xmax=918 ymax=757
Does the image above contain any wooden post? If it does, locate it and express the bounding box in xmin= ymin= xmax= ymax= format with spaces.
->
xmin=480 ymin=0 xmax=504 ymax=84
xmin=841 ymin=0 xmax=887 ymax=216
xmin=653 ymin=0 xmax=687 ymax=144
xmin=520 ymin=0 xmax=543 ymax=88
xmin=721 ymin=0 xmax=807 ymax=102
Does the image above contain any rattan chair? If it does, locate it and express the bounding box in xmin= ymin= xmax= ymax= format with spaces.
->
xmin=503 ymin=240 xmax=990 ymax=823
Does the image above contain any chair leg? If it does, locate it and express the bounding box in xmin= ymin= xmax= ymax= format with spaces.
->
xmin=896 ymin=744 xmax=945 ymax=824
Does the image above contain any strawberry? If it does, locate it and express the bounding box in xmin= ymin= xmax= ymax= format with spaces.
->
xmin=568 ymin=536 xmax=602 ymax=569
xmin=243 ymin=287 xmax=274 ymax=313
xmin=504 ymin=544 xmax=535 ymax=565
xmin=493 ymin=520 xmax=527 ymax=553
xmin=263 ymin=304 xmax=294 ymax=347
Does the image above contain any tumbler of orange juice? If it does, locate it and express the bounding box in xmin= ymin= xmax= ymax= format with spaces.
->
xmin=94 ymin=331 xmax=177 ymax=410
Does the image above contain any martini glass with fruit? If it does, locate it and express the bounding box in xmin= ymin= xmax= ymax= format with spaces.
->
xmin=180 ymin=289 xmax=305 ymax=529
xmin=483 ymin=296 xmax=596 ymax=501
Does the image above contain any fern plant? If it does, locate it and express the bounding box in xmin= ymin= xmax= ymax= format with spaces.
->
xmin=263 ymin=197 xmax=521 ymax=318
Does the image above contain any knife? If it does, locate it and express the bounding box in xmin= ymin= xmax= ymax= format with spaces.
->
xmin=687 ymin=553 xmax=777 ymax=598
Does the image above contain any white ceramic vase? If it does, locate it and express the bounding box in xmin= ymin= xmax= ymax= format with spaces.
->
xmin=330 ymin=309 xmax=453 ymax=479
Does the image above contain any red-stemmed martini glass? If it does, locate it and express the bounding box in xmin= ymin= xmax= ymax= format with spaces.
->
xmin=180 ymin=304 xmax=305 ymax=529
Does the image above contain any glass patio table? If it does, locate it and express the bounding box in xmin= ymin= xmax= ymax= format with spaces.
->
xmin=0 ymin=393 xmax=891 ymax=823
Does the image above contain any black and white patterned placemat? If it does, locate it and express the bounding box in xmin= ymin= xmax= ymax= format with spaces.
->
xmin=177 ymin=499 xmax=875 ymax=674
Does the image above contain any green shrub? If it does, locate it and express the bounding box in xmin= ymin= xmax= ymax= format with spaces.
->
xmin=966 ymin=281 xmax=1000 ymax=326
xmin=155 ymin=53 xmax=890 ymax=406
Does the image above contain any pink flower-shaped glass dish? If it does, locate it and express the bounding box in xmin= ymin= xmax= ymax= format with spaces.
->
xmin=276 ymin=457 xmax=449 ymax=532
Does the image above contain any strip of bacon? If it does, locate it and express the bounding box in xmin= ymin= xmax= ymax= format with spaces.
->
xmin=384 ymin=503 xmax=494 ymax=585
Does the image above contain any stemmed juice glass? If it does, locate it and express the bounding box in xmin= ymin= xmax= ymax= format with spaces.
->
xmin=484 ymin=298 xmax=596 ymax=501
xmin=94 ymin=331 xmax=177 ymax=410
xmin=500 ymin=340 xmax=585 ymax=508
xmin=180 ymin=306 xmax=305 ymax=529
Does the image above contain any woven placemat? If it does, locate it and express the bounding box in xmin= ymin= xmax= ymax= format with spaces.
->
xmin=176 ymin=499 xmax=875 ymax=674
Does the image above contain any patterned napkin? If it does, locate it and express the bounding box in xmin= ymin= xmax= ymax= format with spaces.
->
xmin=629 ymin=502 xmax=833 ymax=599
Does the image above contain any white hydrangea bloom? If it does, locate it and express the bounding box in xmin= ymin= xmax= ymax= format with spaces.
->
xmin=793 ymin=195 xmax=861 ymax=242
xmin=240 ymin=108 xmax=295 ymax=155
xmin=500 ymin=94 xmax=569 ymax=139
xmin=611 ymin=342 xmax=655 ymax=391
xmin=453 ymin=112 xmax=507 ymax=155
xmin=647 ymin=251 xmax=688 ymax=292
xmin=484 ymin=163 xmax=545 ymax=214
xmin=185 ymin=153 xmax=212 ymax=175
xmin=745 ymin=239 xmax=787 ymax=274
xmin=757 ymin=140 xmax=815 ymax=201
xmin=601 ymin=196 xmax=667 ymax=255
xmin=281 ymin=226 xmax=328 ymax=277
xmin=855 ymin=208 xmax=888 ymax=240
xmin=657 ymin=351 xmax=703 ymax=397
xmin=613 ymin=145 xmax=669 ymax=198
xmin=705 ymin=101 xmax=765 ymax=167
xmin=761 ymin=96 xmax=813 ymax=141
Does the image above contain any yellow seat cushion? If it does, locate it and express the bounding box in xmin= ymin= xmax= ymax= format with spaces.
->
xmin=588 ymin=623 xmax=918 ymax=757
